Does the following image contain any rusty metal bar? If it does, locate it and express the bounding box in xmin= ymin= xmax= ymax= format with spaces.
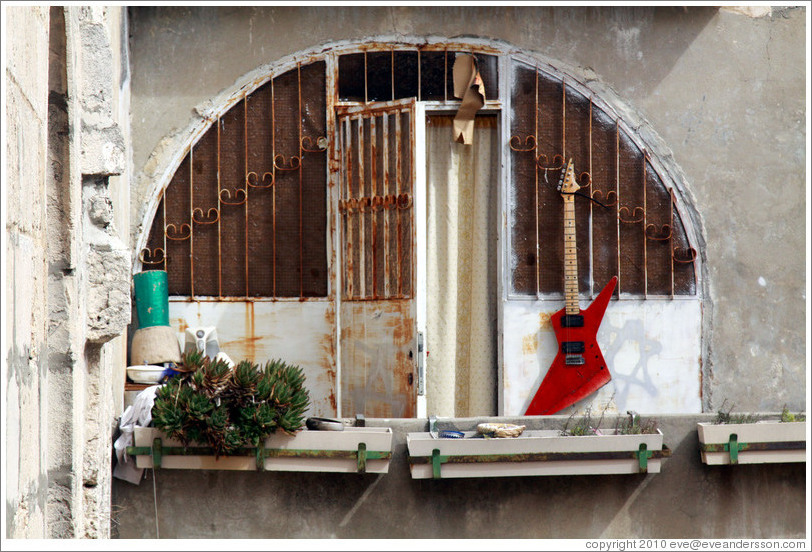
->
xmin=162 ymin=189 xmax=167 ymax=271
xmin=534 ymin=64 xmax=540 ymax=296
xmin=670 ymin=189 xmax=675 ymax=297
xmin=382 ymin=112 xmax=390 ymax=297
xmin=395 ymin=110 xmax=403 ymax=297
xmin=364 ymin=50 xmax=368 ymax=104
xmin=561 ymin=77 xmax=566 ymax=162
xmin=642 ymin=151 xmax=647 ymax=298
xmin=411 ymin=445 xmax=672 ymax=468
xmin=189 ymin=145 xmax=195 ymax=298
xmin=370 ymin=114 xmax=378 ymax=299
xmin=217 ymin=117 xmax=223 ymax=298
xmin=345 ymin=117 xmax=354 ymax=299
xmin=588 ymin=97 xmax=594 ymax=297
xmin=243 ymin=92 xmax=249 ymax=297
xmin=357 ymin=115 xmax=366 ymax=298
xmin=298 ymin=62 xmax=304 ymax=298
xmin=417 ymin=49 xmax=421 ymax=102
xmin=271 ymin=77 xmax=277 ymax=298
xmin=615 ymin=121 xmax=621 ymax=295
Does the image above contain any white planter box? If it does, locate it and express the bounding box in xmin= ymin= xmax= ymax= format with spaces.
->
xmin=697 ymin=421 xmax=806 ymax=465
xmin=132 ymin=426 xmax=393 ymax=473
xmin=407 ymin=429 xmax=666 ymax=479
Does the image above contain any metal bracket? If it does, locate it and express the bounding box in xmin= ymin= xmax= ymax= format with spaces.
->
xmin=636 ymin=443 xmax=652 ymax=473
xmin=726 ymin=433 xmax=745 ymax=464
xmin=152 ymin=437 xmax=163 ymax=468
xmin=256 ymin=444 xmax=266 ymax=471
xmin=357 ymin=442 xmax=367 ymax=473
xmin=431 ymin=448 xmax=444 ymax=479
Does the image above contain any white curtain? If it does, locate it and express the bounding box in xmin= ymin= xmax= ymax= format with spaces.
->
xmin=425 ymin=115 xmax=498 ymax=417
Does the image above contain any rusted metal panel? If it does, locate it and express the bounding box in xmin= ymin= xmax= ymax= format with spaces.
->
xmin=169 ymin=300 xmax=337 ymax=417
xmin=337 ymin=99 xmax=417 ymax=418
xmin=502 ymin=299 xmax=702 ymax=415
xmin=339 ymin=300 xmax=416 ymax=418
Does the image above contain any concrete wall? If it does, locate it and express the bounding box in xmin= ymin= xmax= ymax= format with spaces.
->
xmin=112 ymin=5 xmax=807 ymax=540
xmin=4 ymin=5 xmax=131 ymax=538
xmin=126 ymin=5 xmax=806 ymax=414
xmin=111 ymin=415 xmax=806 ymax=539
xmin=5 ymin=4 xmax=51 ymax=538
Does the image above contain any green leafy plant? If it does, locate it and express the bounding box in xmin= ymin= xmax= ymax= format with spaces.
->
xmin=780 ymin=405 xmax=806 ymax=423
xmin=151 ymin=352 xmax=310 ymax=457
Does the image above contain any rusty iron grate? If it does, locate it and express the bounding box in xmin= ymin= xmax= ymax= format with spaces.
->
xmin=140 ymin=61 xmax=329 ymax=299
xmin=337 ymin=100 xmax=415 ymax=301
xmin=509 ymin=59 xmax=696 ymax=298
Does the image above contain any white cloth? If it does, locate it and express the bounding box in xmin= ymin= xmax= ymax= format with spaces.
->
xmin=426 ymin=115 xmax=498 ymax=416
xmin=113 ymin=385 xmax=161 ymax=484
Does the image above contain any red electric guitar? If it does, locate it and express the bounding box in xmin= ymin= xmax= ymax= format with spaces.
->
xmin=524 ymin=158 xmax=617 ymax=415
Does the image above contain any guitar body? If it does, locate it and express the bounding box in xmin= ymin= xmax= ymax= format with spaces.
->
xmin=524 ymin=276 xmax=617 ymax=415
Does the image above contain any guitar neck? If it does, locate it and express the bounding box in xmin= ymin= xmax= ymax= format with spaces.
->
xmin=563 ymin=195 xmax=580 ymax=315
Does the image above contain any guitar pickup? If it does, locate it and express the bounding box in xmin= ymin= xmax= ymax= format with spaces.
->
xmin=561 ymin=341 xmax=585 ymax=354
xmin=565 ymin=354 xmax=586 ymax=366
xmin=561 ymin=315 xmax=584 ymax=328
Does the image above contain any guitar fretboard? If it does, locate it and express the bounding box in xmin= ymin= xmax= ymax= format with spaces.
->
xmin=563 ymin=194 xmax=580 ymax=315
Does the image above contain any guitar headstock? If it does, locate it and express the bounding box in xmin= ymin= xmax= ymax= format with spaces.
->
xmin=556 ymin=158 xmax=579 ymax=196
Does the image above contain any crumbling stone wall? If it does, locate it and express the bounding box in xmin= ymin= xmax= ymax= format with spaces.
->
xmin=5 ymin=5 xmax=131 ymax=538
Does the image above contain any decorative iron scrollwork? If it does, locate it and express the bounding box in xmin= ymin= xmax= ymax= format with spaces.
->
xmin=618 ymin=206 xmax=645 ymax=224
xmin=139 ymin=247 xmax=166 ymax=265
xmin=246 ymin=171 xmax=275 ymax=188
xmin=192 ymin=207 xmax=220 ymax=225
xmin=301 ymin=135 xmax=328 ymax=153
xmin=536 ymin=153 xmax=565 ymax=171
xmin=673 ymin=247 xmax=697 ymax=264
xmin=165 ymin=223 xmax=192 ymax=241
xmin=644 ymin=223 xmax=672 ymax=241
xmin=219 ymin=188 xmax=247 ymax=206
xmin=591 ymin=189 xmax=618 ymax=207
xmin=273 ymin=154 xmax=301 ymax=171
xmin=508 ymin=134 xmax=537 ymax=152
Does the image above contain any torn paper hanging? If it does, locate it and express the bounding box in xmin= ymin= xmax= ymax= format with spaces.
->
xmin=452 ymin=53 xmax=486 ymax=145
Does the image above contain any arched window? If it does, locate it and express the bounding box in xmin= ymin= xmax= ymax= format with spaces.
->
xmin=136 ymin=40 xmax=702 ymax=419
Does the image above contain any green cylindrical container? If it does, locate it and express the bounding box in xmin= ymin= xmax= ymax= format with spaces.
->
xmin=133 ymin=270 xmax=170 ymax=328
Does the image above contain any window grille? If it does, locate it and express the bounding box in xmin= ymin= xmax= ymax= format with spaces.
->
xmin=140 ymin=61 xmax=328 ymax=298
xmin=508 ymin=59 xmax=696 ymax=298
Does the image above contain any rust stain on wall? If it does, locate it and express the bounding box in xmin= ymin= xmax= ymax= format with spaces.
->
xmin=522 ymin=334 xmax=538 ymax=356
xmin=538 ymin=311 xmax=552 ymax=330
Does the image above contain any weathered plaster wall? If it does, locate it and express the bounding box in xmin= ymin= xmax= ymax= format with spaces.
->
xmin=5 ymin=4 xmax=51 ymax=538
xmin=111 ymin=415 xmax=806 ymax=539
xmin=127 ymin=6 xmax=806 ymax=413
xmin=5 ymin=5 xmax=131 ymax=538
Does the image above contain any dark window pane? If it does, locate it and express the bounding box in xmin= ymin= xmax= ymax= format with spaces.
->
xmin=339 ymin=53 xmax=365 ymax=101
